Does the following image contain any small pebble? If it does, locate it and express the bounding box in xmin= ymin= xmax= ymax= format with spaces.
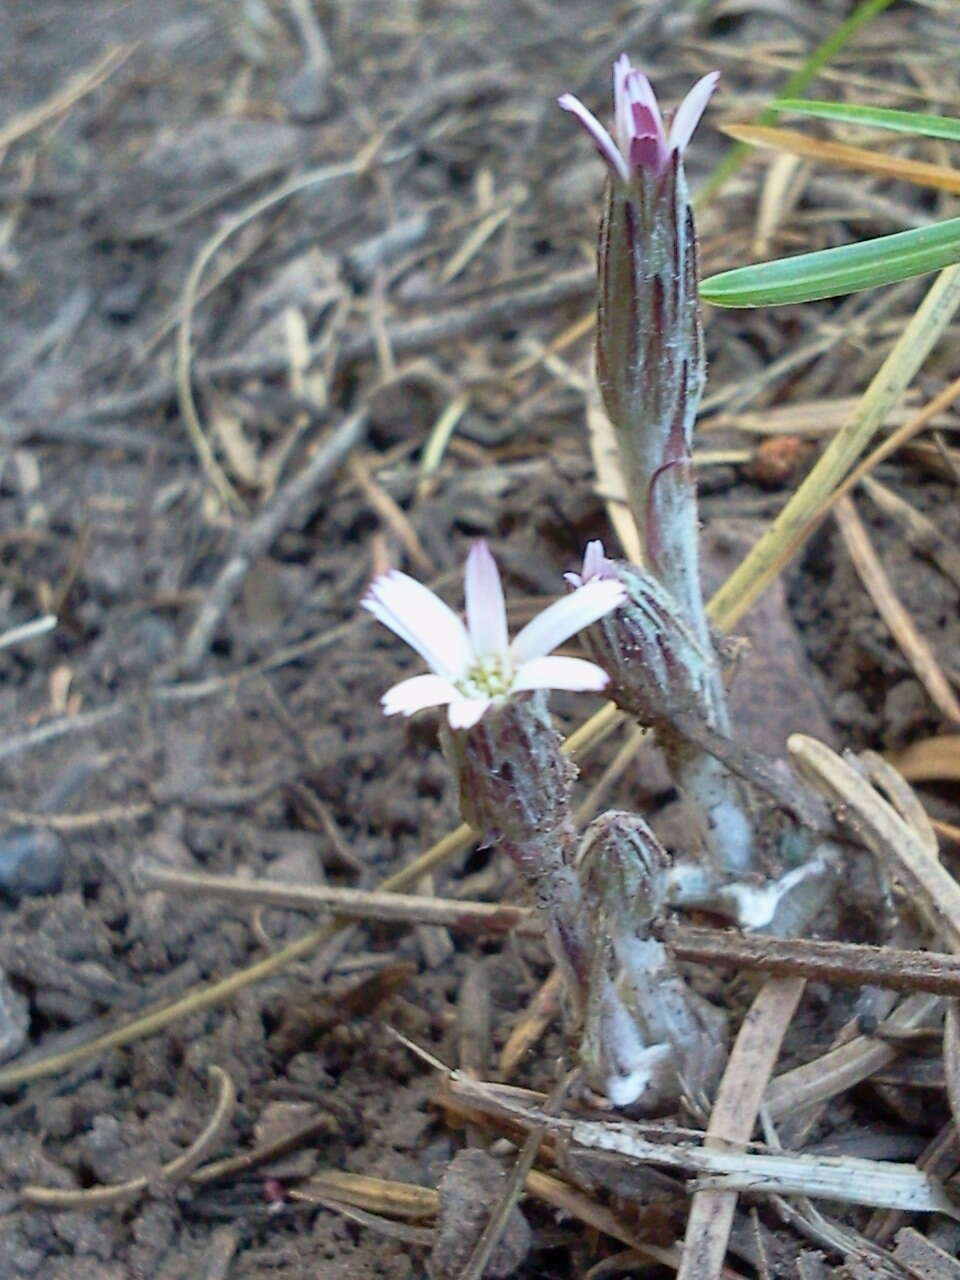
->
xmin=100 ymin=277 xmax=145 ymax=322
xmin=0 ymin=826 xmax=66 ymax=897
xmin=429 ymin=1149 xmax=531 ymax=1280
xmin=279 ymin=65 xmax=333 ymax=122
xmin=0 ymin=969 xmax=30 ymax=1062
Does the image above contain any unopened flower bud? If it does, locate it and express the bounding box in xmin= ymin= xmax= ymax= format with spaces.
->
xmin=560 ymin=59 xmax=718 ymax=625
xmin=578 ymin=811 xmax=728 ymax=1109
xmin=568 ymin=545 xmax=719 ymax=734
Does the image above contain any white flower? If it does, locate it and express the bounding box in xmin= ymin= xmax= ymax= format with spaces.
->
xmin=558 ymin=55 xmax=719 ymax=182
xmin=363 ymin=541 xmax=625 ymax=730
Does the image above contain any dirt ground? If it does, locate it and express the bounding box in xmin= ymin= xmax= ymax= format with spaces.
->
xmin=2 ymin=2 xmax=960 ymax=1277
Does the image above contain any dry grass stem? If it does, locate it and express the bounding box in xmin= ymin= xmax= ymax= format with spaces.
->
xmin=292 ymin=1170 xmax=438 ymax=1219
xmin=137 ymin=861 xmax=537 ymax=934
xmin=789 ymin=735 xmax=960 ymax=950
xmin=894 ymin=735 xmax=960 ymax=785
xmin=678 ymin=978 xmax=805 ymax=1280
xmin=709 ymin=265 xmax=960 ymax=628
xmin=179 ymin=406 xmax=369 ymax=672
xmin=174 ymin=143 xmax=406 ymax=513
xmin=764 ymin=991 xmax=943 ymax=1119
xmin=498 ymin=968 xmax=564 ymax=1080
xmin=21 ymin=1065 xmax=235 ymax=1208
xmin=0 ymin=615 xmax=57 ymax=651
xmin=834 ymin=495 xmax=960 ymax=723
xmin=525 ymin=1170 xmax=694 ymax=1275
xmin=801 ymin=370 xmax=960 ymax=524
xmin=446 ymin=1075 xmax=960 ymax=1219
xmin=0 ymin=43 xmax=135 ymax=149
xmin=723 ymin=123 xmax=960 ymax=195
xmin=862 ymin=475 xmax=960 ymax=592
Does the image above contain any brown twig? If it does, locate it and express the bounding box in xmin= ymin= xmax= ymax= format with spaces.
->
xmin=661 ymin=923 xmax=960 ymax=997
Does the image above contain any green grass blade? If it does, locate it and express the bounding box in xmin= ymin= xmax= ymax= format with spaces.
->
xmin=701 ymin=216 xmax=960 ymax=307
xmin=696 ymin=0 xmax=897 ymax=206
xmin=775 ymin=99 xmax=960 ymax=142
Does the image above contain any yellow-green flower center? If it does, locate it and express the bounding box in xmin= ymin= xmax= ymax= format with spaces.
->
xmin=457 ymin=654 xmax=513 ymax=699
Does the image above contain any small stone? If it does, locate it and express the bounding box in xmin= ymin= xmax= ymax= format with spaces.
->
xmin=278 ymin=64 xmax=333 ymax=122
xmin=749 ymin=436 xmax=813 ymax=489
xmin=100 ymin=277 xmax=145 ymax=322
xmin=0 ymin=827 xmax=67 ymax=897
xmin=429 ymin=1149 xmax=531 ymax=1280
xmin=253 ymin=1100 xmax=323 ymax=1177
xmin=883 ymin=678 xmax=930 ymax=746
xmin=0 ymin=970 xmax=29 ymax=1062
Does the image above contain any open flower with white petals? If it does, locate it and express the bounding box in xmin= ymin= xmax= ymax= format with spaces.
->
xmin=363 ymin=541 xmax=625 ymax=731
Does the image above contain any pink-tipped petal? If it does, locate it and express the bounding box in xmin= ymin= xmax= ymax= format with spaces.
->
xmin=667 ymin=71 xmax=719 ymax=156
xmin=624 ymin=68 xmax=668 ymax=172
xmin=464 ymin=541 xmax=509 ymax=659
xmin=558 ymin=93 xmax=629 ymax=183
xmin=363 ymin=570 xmax=472 ymax=679
xmin=612 ymin=54 xmax=634 ymax=158
xmin=626 ymin=70 xmax=665 ymax=133
xmin=381 ymin=673 xmax=460 ymax=718
xmin=510 ymin=579 xmax=626 ymax=664
xmin=628 ymin=123 xmax=667 ymax=174
xmin=447 ymin=696 xmax=491 ymax=731
xmin=512 ymin=655 xmax=610 ymax=693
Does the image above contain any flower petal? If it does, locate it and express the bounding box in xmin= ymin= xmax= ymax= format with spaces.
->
xmin=363 ymin=570 xmax=472 ymax=679
xmin=564 ymin=539 xmax=612 ymax=588
xmin=381 ymin=673 xmax=460 ymax=717
xmin=512 ymin=655 xmax=610 ymax=693
xmin=464 ymin=541 xmax=509 ymax=660
xmin=612 ymin=53 xmax=634 ymax=159
xmin=558 ymin=93 xmax=629 ymax=183
xmin=624 ymin=67 xmax=667 ymax=172
xmin=447 ymin=696 xmax=491 ymax=731
xmin=510 ymin=579 xmax=626 ymax=664
xmin=667 ymin=71 xmax=719 ymax=156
